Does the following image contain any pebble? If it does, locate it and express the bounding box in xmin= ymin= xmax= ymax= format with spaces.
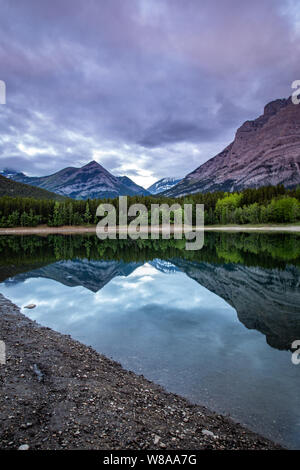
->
xmin=18 ymin=444 xmax=29 ymax=450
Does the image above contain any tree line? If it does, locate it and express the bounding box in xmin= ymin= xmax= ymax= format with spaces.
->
xmin=0 ymin=232 xmax=299 ymax=271
xmin=0 ymin=184 xmax=300 ymax=227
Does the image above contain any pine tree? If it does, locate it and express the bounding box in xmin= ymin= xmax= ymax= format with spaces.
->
xmin=84 ymin=202 xmax=92 ymax=225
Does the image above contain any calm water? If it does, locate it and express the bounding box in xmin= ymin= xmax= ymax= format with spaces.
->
xmin=0 ymin=232 xmax=300 ymax=448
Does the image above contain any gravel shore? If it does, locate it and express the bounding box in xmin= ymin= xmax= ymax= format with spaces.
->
xmin=0 ymin=294 xmax=281 ymax=450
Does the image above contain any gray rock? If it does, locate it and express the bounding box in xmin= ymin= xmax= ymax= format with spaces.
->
xmin=202 ymin=429 xmax=216 ymax=438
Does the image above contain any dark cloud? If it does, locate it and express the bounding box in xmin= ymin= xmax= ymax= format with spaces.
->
xmin=139 ymin=120 xmax=220 ymax=148
xmin=0 ymin=0 xmax=299 ymax=186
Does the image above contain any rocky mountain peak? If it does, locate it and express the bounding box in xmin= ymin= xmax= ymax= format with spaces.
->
xmin=263 ymin=97 xmax=290 ymax=117
xmin=82 ymin=160 xmax=102 ymax=169
xmin=3 ymin=160 xmax=150 ymax=199
xmin=147 ymin=177 xmax=182 ymax=195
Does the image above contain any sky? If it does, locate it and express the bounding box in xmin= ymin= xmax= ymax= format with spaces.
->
xmin=0 ymin=0 xmax=299 ymax=188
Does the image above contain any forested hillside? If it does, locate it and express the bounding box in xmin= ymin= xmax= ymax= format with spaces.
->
xmin=0 ymin=175 xmax=66 ymax=201
xmin=0 ymin=185 xmax=299 ymax=227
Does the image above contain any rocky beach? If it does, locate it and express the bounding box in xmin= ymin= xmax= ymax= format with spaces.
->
xmin=0 ymin=294 xmax=281 ymax=450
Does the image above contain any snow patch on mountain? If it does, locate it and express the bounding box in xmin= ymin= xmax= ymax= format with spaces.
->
xmin=147 ymin=177 xmax=182 ymax=195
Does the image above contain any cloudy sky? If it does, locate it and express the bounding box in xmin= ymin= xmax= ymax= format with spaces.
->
xmin=0 ymin=0 xmax=299 ymax=188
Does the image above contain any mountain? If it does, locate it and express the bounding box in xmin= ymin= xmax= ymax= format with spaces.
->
xmin=7 ymin=259 xmax=142 ymax=293
xmin=117 ymin=176 xmax=150 ymax=196
xmin=0 ymin=174 xmax=66 ymax=200
xmin=149 ymin=259 xmax=180 ymax=273
xmin=4 ymin=254 xmax=300 ymax=351
xmin=147 ymin=177 xmax=182 ymax=195
xmin=0 ymin=169 xmax=27 ymax=180
xmin=165 ymin=97 xmax=300 ymax=197
xmin=2 ymin=161 xmax=149 ymax=200
xmin=172 ymin=259 xmax=300 ymax=351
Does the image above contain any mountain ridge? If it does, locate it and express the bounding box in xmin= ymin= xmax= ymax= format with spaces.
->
xmin=147 ymin=177 xmax=182 ymax=195
xmin=0 ymin=174 xmax=67 ymax=201
xmin=4 ymin=255 xmax=300 ymax=351
xmin=2 ymin=161 xmax=150 ymax=200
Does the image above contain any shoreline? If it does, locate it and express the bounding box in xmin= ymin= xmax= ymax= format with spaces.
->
xmin=0 ymin=223 xmax=299 ymax=235
xmin=0 ymin=294 xmax=281 ymax=450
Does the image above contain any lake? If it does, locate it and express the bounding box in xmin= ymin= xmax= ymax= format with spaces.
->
xmin=0 ymin=232 xmax=299 ymax=448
